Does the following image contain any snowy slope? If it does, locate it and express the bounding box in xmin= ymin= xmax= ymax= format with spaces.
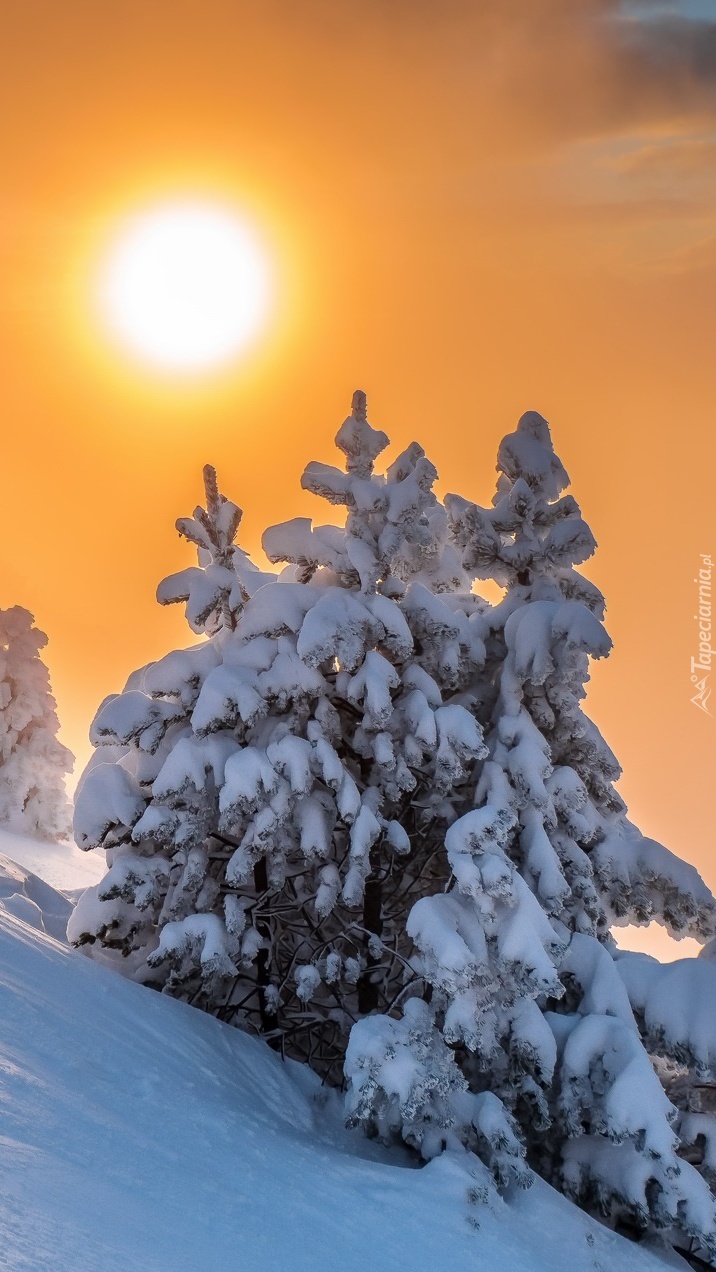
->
xmin=0 ymin=906 xmax=671 ymax=1272
xmin=0 ymin=852 xmax=73 ymax=942
xmin=0 ymin=828 xmax=105 ymax=892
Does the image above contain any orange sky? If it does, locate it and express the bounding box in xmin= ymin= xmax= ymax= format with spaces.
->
xmin=1 ymin=0 xmax=715 ymax=959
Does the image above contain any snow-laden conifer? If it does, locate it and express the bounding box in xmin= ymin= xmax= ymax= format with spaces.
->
xmin=70 ymin=395 xmax=486 ymax=1078
xmin=69 ymin=466 xmax=272 ymax=977
xmin=346 ymin=410 xmax=716 ymax=1260
xmin=0 ymin=606 xmax=73 ymax=841
xmin=71 ymin=397 xmax=716 ymax=1262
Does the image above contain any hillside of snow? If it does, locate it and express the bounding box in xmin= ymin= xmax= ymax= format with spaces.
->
xmin=0 ymin=852 xmax=73 ymax=943
xmin=0 ymin=828 xmax=105 ymax=892
xmin=0 ymin=844 xmax=673 ymax=1272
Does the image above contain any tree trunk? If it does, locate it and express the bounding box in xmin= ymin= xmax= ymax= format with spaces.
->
xmin=358 ymin=843 xmax=383 ymax=1015
xmin=253 ymin=857 xmax=279 ymax=1044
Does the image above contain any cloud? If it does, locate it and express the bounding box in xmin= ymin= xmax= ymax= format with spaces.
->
xmin=485 ymin=3 xmax=716 ymax=149
xmin=655 ymin=230 xmax=716 ymax=271
xmin=227 ymin=1 xmax=716 ymax=157
xmin=616 ymin=137 xmax=716 ymax=176
xmin=622 ymin=9 xmax=716 ymax=84
xmin=6 ymin=0 xmax=716 ymax=281
xmin=286 ymin=0 xmax=716 ymax=272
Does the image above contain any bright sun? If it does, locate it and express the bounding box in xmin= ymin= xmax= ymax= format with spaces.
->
xmin=97 ymin=201 xmax=271 ymax=373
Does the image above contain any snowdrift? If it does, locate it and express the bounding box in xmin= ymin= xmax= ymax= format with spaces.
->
xmin=0 ymin=827 xmax=105 ymax=892
xmin=0 ymin=851 xmax=73 ymax=942
xmin=0 ymin=862 xmax=668 ymax=1272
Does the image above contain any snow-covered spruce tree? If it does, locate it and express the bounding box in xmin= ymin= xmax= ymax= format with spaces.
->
xmin=0 ymin=606 xmax=73 ymax=841
xmin=346 ymin=410 xmax=716 ymax=1260
xmin=69 ymin=465 xmax=274 ymax=979
xmin=70 ymin=394 xmax=488 ymax=1080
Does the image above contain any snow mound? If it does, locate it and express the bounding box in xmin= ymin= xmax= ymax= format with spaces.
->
xmin=0 ymin=852 xmax=73 ymax=942
xmin=0 ymin=910 xmax=668 ymax=1271
xmin=0 ymin=827 xmax=105 ymax=892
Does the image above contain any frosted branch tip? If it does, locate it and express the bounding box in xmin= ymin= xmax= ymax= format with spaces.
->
xmin=351 ymin=390 xmax=367 ymax=422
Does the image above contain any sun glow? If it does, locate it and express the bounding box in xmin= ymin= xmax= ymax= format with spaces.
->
xmin=97 ymin=201 xmax=272 ymax=373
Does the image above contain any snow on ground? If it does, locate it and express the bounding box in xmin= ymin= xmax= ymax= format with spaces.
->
xmin=0 ymin=829 xmax=105 ymax=893
xmin=0 ymin=881 xmax=670 ymax=1272
xmin=0 ymin=853 xmax=73 ymax=943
